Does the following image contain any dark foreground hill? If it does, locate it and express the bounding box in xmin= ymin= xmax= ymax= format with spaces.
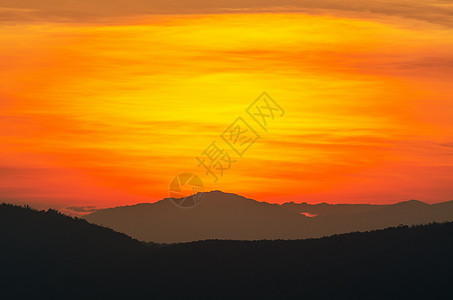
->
xmin=1 ymin=203 xmax=453 ymax=299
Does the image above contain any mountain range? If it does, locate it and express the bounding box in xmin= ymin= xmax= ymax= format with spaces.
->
xmin=84 ymin=190 xmax=453 ymax=243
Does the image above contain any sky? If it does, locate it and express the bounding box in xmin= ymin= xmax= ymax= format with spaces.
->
xmin=1 ymin=0 xmax=453 ymax=213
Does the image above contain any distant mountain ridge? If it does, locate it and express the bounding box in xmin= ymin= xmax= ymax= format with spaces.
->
xmin=84 ymin=191 xmax=453 ymax=243
xmin=85 ymin=191 xmax=314 ymax=242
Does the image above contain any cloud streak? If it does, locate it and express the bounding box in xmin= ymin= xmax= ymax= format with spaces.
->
xmin=0 ymin=0 xmax=452 ymax=27
xmin=66 ymin=206 xmax=99 ymax=213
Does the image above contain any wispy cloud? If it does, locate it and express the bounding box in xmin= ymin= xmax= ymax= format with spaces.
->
xmin=1 ymin=0 xmax=453 ymax=27
xmin=66 ymin=206 xmax=99 ymax=213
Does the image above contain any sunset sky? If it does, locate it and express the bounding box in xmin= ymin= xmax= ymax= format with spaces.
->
xmin=1 ymin=0 xmax=453 ymax=213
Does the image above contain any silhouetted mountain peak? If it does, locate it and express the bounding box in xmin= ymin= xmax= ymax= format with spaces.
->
xmin=167 ymin=190 xmax=264 ymax=207
xmin=198 ymin=190 xmax=257 ymax=201
xmin=85 ymin=190 xmax=308 ymax=243
xmin=392 ymin=199 xmax=428 ymax=207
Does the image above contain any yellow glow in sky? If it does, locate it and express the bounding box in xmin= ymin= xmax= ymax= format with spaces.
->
xmin=1 ymin=13 xmax=453 ymax=211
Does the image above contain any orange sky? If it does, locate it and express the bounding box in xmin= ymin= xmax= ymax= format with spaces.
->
xmin=1 ymin=6 xmax=453 ymax=213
